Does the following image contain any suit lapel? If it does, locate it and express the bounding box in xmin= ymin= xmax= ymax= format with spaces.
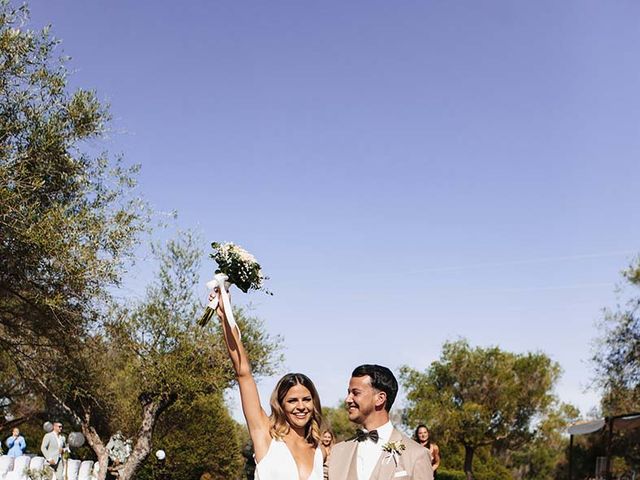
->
xmin=335 ymin=440 xmax=358 ymax=480
xmin=369 ymin=429 xmax=403 ymax=480
xmin=347 ymin=440 xmax=359 ymax=480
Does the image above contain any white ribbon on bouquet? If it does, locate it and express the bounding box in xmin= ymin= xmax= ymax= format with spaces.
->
xmin=206 ymin=273 xmax=241 ymax=338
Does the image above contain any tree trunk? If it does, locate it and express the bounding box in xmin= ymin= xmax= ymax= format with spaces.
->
xmin=81 ymin=421 xmax=109 ymax=480
xmin=118 ymin=394 xmax=174 ymax=480
xmin=464 ymin=445 xmax=475 ymax=480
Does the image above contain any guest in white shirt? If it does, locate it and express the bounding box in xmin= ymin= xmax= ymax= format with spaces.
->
xmin=41 ymin=421 xmax=67 ymax=480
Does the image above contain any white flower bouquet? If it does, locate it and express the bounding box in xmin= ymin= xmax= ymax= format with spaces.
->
xmin=198 ymin=242 xmax=270 ymax=329
xmin=26 ymin=469 xmax=49 ymax=480
xmin=106 ymin=432 xmax=132 ymax=464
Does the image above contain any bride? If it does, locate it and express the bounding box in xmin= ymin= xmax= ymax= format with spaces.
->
xmin=213 ymin=289 xmax=325 ymax=480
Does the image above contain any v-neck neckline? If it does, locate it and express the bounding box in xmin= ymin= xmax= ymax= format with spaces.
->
xmin=282 ymin=440 xmax=319 ymax=480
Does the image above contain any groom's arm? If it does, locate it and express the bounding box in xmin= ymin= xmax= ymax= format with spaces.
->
xmin=411 ymin=447 xmax=434 ymax=480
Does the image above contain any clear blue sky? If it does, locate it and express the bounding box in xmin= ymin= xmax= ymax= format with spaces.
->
xmin=30 ymin=1 xmax=640 ymax=421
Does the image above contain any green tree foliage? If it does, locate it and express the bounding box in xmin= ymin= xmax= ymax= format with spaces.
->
xmin=0 ymin=0 xmax=146 ymax=345
xmin=437 ymin=469 xmax=467 ymax=480
xmin=430 ymin=442 xmax=511 ymax=480
xmin=136 ymin=393 xmax=245 ymax=480
xmin=0 ymin=350 xmax=33 ymax=428
xmin=593 ymin=258 xmax=640 ymax=414
xmin=508 ymin=402 xmax=580 ymax=480
xmin=322 ymin=404 xmax=356 ymax=442
xmin=0 ymin=0 xmax=146 ymax=423
xmin=401 ymin=339 xmax=561 ymax=480
xmin=591 ymin=257 xmax=640 ymax=473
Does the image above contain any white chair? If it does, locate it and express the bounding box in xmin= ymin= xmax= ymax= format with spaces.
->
xmin=28 ymin=457 xmax=45 ymax=471
xmin=91 ymin=462 xmax=99 ymax=480
xmin=77 ymin=461 xmax=94 ymax=480
xmin=5 ymin=455 xmax=30 ymax=480
xmin=0 ymin=456 xmax=15 ymax=480
xmin=66 ymin=459 xmax=81 ymax=480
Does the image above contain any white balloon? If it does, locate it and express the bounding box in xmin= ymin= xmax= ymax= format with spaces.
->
xmin=68 ymin=432 xmax=86 ymax=448
xmin=155 ymin=450 xmax=166 ymax=461
xmin=43 ymin=422 xmax=53 ymax=433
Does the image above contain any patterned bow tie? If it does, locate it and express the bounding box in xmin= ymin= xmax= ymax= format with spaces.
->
xmin=355 ymin=429 xmax=379 ymax=443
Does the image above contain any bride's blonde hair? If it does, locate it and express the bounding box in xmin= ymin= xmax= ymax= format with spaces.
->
xmin=269 ymin=373 xmax=322 ymax=447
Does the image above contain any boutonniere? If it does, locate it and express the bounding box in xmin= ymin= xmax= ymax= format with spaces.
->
xmin=382 ymin=440 xmax=406 ymax=466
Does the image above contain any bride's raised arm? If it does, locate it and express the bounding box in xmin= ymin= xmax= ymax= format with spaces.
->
xmin=214 ymin=290 xmax=271 ymax=457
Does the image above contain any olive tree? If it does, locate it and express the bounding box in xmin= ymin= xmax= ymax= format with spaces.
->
xmin=401 ymin=340 xmax=560 ymax=480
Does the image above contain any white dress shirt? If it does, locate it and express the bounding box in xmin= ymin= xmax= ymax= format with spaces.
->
xmin=357 ymin=421 xmax=393 ymax=480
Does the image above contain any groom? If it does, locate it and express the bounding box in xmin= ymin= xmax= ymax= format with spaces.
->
xmin=328 ymin=365 xmax=433 ymax=480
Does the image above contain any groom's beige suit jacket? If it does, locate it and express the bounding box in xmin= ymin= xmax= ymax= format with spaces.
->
xmin=41 ymin=431 xmax=66 ymax=480
xmin=328 ymin=428 xmax=433 ymax=480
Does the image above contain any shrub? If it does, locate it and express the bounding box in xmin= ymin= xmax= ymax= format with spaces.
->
xmin=437 ymin=468 xmax=467 ymax=480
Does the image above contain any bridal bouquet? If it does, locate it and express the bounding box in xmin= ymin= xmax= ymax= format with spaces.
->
xmin=198 ymin=242 xmax=270 ymax=329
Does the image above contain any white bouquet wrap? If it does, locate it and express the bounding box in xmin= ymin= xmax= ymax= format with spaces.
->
xmin=204 ymin=272 xmax=239 ymax=337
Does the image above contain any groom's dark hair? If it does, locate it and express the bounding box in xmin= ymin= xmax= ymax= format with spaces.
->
xmin=351 ymin=364 xmax=398 ymax=412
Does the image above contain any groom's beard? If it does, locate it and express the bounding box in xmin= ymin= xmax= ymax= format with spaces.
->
xmin=346 ymin=401 xmax=366 ymax=424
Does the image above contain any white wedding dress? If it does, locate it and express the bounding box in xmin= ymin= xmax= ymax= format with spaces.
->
xmin=255 ymin=439 xmax=324 ymax=480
